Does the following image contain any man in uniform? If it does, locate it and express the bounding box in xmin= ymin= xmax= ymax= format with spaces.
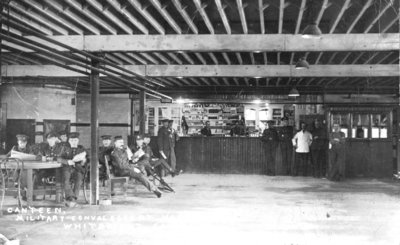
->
xmin=310 ymin=119 xmax=328 ymax=178
xmin=58 ymin=131 xmax=70 ymax=147
xmin=261 ymin=120 xmax=279 ymax=175
xmin=277 ymin=118 xmax=293 ymax=175
xmin=158 ymin=119 xmax=172 ymax=172
xmin=111 ymin=136 xmax=162 ymax=198
xmin=168 ymin=119 xmax=179 ymax=172
xmin=292 ymin=122 xmax=313 ymax=176
xmin=98 ymin=135 xmax=113 ymax=182
xmin=328 ymin=124 xmax=346 ymax=181
xmin=61 ymin=132 xmax=87 ymax=206
xmin=201 ymin=121 xmax=212 ymax=137
xmin=230 ymin=120 xmax=245 ymax=136
xmin=9 ymin=134 xmax=32 ymax=154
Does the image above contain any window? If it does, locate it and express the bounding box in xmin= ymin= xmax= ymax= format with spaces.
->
xmin=371 ymin=113 xmax=388 ymax=139
xmin=331 ymin=113 xmax=349 ymax=137
xmin=352 ymin=114 xmax=369 ymax=139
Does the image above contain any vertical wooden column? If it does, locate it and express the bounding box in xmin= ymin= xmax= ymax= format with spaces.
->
xmin=139 ymin=81 xmax=146 ymax=135
xmin=130 ymin=94 xmax=135 ymax=137
xmin=90 ymin=58 xmax=100 ymax=205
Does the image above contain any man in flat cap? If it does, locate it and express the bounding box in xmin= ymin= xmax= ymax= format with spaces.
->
xmin=99 ymin=135 xmax=114 ymax=183
xmin=277 ymin=117 xmax=294 ymax=175
xmin=157 ymin=119 xmax=173 ymax=173
xmin=261 ymin=120 xmax=279 ymax=175
xmin=9 ymin=134 xmax=33 ymax=155
xmin=168 ymin=119 xmax=179 ymax=172
xmin=58 ymin=131 xmax=70 ymax=147
xmin=37 ymin=132 xmax=70 ymax=190
xmin=111 ymin=136 xmax=162 ymax=198
xmin=61 ymin=132 xmax=87 ymax=206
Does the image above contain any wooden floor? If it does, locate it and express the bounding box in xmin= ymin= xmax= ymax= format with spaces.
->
xmin=1 ymin=174 xmax=400 ymax=245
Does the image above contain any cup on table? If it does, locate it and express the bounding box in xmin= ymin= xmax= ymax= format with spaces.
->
xmin=42 ymin=156 xmax=47 ymax=162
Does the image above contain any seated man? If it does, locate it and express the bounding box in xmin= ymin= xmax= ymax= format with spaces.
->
xmin=111 ymin=136 xmax=162 ymax=198
xmin=58 ymin=131 xmax=70 ymax=147
xmin=142 ymin=135 xmax=179 ymax=178
xmin=62 ymin=132 xmax=87 ymax=205
xmin=99 ymin=135 xmax=114 ymax=183
xmin=37 ymin=132 xmax=70 ymax=186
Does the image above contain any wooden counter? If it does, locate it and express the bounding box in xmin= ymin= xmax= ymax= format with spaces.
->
xmin=151 ymin=136 xmax=394 ymax=177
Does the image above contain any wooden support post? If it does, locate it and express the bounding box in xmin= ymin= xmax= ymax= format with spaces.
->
xmin=130 ymin=94 xmax=135 ymax=137
xmin=139 ymin=82 xmax=146 ymax=135
xmin=90 ymin=57 xmax=100 ymax=205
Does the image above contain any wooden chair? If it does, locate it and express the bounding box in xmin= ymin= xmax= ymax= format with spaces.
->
xmin=104 ymin=156 xmax=129 ymax=198
xmin=0 ymin=158 xmax=24 ymax=214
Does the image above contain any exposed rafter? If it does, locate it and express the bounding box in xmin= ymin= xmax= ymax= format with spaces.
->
xmin=150 ymin=0 xmax=182 ymax=34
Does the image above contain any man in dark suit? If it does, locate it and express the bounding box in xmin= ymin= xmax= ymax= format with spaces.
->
xmin=261 ymin=120 xmax=279 ymax=175
xmin=201 ymin=121 xmax=212 ymax=136
xmin=157 ymin=119 xmax=173 ymax=171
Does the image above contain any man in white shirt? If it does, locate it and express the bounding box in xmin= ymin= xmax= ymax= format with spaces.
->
xmin=292 ymin=122 xmax=313 ymax=176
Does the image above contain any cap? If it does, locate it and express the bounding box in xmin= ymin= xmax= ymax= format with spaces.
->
xmin=46 ymin=132 xmax=58 ymax=139
xmin=135 ymin=135 xmax=144 ymax=141
xmin=161 ymin=119 xmax=169 ymax=123
xmin=58 ymin=130 xmax=68 ymax=136
xmin=168 ymin=119 xmax=174 ymax=123
xmin=101 ymin=135 xmax=112 ymax=140
xmin=16 ymin=134 xmax=29 ymax=142
xmin=69 ymin=132 xmax=80 ymax=139
xmin=281 ymin=117 xmax=289 ymax=121
xmin=114 ymin=136 xmax=123 ymax=141
xmin=267 ymin=120 xmax=275 ymax=124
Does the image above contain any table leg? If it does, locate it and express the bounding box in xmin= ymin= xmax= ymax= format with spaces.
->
xmin=26 ymin=169 xmax=33 ymax=206
xmin=55 ymin=169 xmax=62 ymax=203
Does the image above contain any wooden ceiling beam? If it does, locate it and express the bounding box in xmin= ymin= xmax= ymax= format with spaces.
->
xmin=3 ymin=9 xmax=53 ymax=35
xmin=290 ymin=0 xmax=306 ymax=65
xmin=44 ymin=0 xmax=100 ymax=35
xmin=126 ymin=53 xmax=147 ymax=65
xmin=138 ymin=53 xmax=159 ymax=64
xmin=7 ymin=1 xmax=69 ymax=35
xmin=181 ymin=53 xmax=195 ymax=65
xmin=127 ymin=0 xmax=165 ymax=34
xmin=86 ymin=0 xmax=133 ymax=34
xmin=236 ymin=0 xmax=248 ymax=34
xmin=65 ymin=0 xmax=117 ymax=34
xmin=258 ymin=0 xmax=269 ymax=34
xmin=106 ymin=0 xmax=148 ymax=34
xmin=172 ymin=0 xmax=198 ymax=34
xmin=23 ymin=34 xmax=400 ymax=52
xmin=22 ymin=0 xmax=83 ymax=35
xmin=153 ymin=52 xmax=171 ymax=64
xmin=215 ymin=0 xmax=231 ymax=34
xmin=167 ymin=53 xmax=183 ymax=64
xmin=193 ymin=0 xmax=215 ymax=34
xmin=194 ymin=53 xmax=207 ymax=65
xmin=3 ymin=64 xmax=399 ymax=78
xmin=150 ymin=0 xmax=182 ymax=34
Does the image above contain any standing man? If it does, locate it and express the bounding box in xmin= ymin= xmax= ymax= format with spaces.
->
xmin=158 ymin=119 xmax=172 ymax=172
xmin=62 ymin=132 xmax=87 ymax=206
xmin=261 ymin=120 xmax=279 ymax=176
xmin=310 ymin=119 xmax=328 ymax=178
xmin=111 ymin=136 xmax=162 ymax=198
xmin=168 ymin=119 xmax=179 ymax=172
xmin=99 ymin=135 xmax=114 ymax=182
xmin=328 ymin=124 xmax=346 ymax=181
xmin=277 ymin=118 xmax=293 ymax=175
xmin=201 ymin=121 xmax=212 ymax=137
xmin=292 ymin=122 xmax=313 ymax=176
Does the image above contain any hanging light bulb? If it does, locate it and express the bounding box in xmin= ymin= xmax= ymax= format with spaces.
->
xmin=302 ymin=23 xmax=322 ymax=38
xmin=295 ymin=58 xmax=310 ymax=69
xmin=288 ymin=87 xmax=300 ymax=97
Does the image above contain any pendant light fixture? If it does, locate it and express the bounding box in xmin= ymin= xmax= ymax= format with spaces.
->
xmin=302 ymin=0 xmax=322 ymax=38
xmin=295 ymin=57 xmax=310 ymax=69
xmin=288 ymin=87 xmax=300 ymax=97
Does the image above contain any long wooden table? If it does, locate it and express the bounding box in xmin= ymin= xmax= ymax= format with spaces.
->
xmin=1 ymin=160 xmax=62 ymax=206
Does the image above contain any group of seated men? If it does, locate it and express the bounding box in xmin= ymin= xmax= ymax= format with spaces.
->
xmin=7 ymin=131 xmax=180 ymax=206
